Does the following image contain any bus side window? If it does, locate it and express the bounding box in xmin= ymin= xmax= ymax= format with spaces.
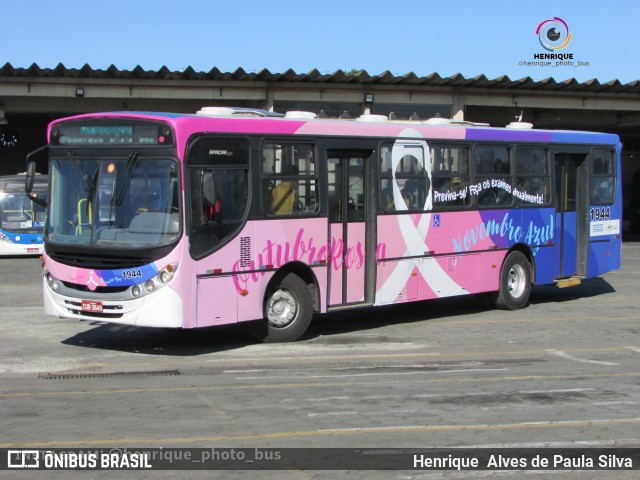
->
xmin=474 ymin=145 xmax=513 ymax=208
xmin=262 ymin=142 xmax=317 ymax=216
xmin=188 ymin=166 xmax=249 ymax=258
xmin=379 ymin=144 xmax=429 ymax=212
xmin=430 ymin=145 xmax=471 ymax=209
xmin=515 ymin=147 xmax=550 ymax=206
xmin=590 ymin=149 xmax=616 ymax=205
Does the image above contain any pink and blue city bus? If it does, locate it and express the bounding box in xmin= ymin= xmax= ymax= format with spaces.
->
xmin=25 ymin=108 xmax=622 ymax=342
xmin=0 ymin=173 xmax=47 ymax=256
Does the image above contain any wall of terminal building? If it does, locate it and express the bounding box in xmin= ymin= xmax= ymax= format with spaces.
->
xmin=0 ymin=113 xmax=50 ymax=175
xmin=1 ymin=99 xmax=639 ymax=235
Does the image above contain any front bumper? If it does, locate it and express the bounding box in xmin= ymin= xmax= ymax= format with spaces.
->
xmin=43 ymin=278 xmax=184 ymax=328
xmin=0 ymin=242 xmax=43 ymax=256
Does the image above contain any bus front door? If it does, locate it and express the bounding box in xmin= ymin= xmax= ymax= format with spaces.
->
xmin=554 ymin=152 xmax=589 ymax=278
xmin=327 ymin=151 xmax=372 ymax=306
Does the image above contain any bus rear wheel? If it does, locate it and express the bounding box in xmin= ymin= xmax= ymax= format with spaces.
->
xmin=246 ymin=273 xmax=313 ymax=343
xmin=494 ymin=251 xmax=532 ymax=310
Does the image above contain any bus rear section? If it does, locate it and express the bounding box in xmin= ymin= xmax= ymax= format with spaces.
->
xmin=552 ymin=146 xmax=622 ymax=284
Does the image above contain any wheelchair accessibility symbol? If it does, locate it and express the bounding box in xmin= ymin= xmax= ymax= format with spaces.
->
xmin=433 ymin=214 xmax=441 ymax=227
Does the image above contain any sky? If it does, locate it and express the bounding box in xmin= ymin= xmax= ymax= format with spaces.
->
xmin=1 ymin=0 xmax=639 ymax=84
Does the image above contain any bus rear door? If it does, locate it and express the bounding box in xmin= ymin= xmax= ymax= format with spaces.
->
xmin=553 ymin=150 xmax=589 ymax=278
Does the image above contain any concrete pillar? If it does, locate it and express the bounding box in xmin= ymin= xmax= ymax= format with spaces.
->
xmin=265 ymin=89 xmax=274 ymax=112
xmin=452 ymin=93 xmax=465 ymax=121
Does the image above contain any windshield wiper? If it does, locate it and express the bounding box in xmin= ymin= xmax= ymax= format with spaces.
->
xmin=86 ymin=168 xmax=98 ymax=217
xmin=114 ymin=152 xmax=139 ymax=206
xmin=67 ymin=153 xmax=92 ymax=193
xmin=87 ymin=168 xmax=100 ymax=242
xmin=107 ymin=176 xmax=117 ymax=227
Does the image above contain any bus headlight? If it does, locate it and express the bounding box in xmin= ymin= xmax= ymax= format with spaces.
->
xmin=130 ymin=263 xmax=178 ymax=299
xmin=46 ymin=272 xmax=60 ymax=291
xmin=0 ymin=233 xmax=13 ymax=244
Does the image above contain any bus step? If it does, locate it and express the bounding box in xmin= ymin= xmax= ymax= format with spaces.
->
xmin=327 ymin=303 xmax=373 ymax=312
xmin=555 ymin=277 xmax=582 ymax=288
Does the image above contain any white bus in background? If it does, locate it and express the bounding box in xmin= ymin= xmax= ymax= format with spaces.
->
xmin=0 ymin=173 xmax=47 ymax=255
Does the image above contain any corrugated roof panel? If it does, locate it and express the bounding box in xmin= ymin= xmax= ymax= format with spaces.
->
xmin=105 ymin=64 xmax=121 ymax=78
xmin=0 ymin=63 xmax=638 ymax=94
xmin=372 ymin=71 xmax=397 ymax=84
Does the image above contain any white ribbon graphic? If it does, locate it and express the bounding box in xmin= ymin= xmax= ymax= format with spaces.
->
xmin=86 ymin=270 xmax=99 ymax=291
xmin=376 ymin=131 xmax=467 ymax=304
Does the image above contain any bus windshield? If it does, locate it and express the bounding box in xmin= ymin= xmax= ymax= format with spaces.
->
xmin=0 ymin=180 xmax=47 ymax=233
xmin=47 ymin=155 xmax=180 ymax=249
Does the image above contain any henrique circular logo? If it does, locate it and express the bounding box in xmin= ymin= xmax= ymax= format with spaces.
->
xmin=536 ymin=17 xmax=572 ymax=51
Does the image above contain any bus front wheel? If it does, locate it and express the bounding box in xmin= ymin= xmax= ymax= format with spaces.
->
xmin=494 ymin=251 xmax=532 ymax=310
xmin=246 ymin=273 xmax=313 ymax=343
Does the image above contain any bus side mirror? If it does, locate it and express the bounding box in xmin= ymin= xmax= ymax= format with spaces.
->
xmin=25 ymin=161 xmax=47 ymax=207
xmin=25 ymin=145 xmax=49 ymax=207
xmin=25 ymin=159 xmax=37 ymax=195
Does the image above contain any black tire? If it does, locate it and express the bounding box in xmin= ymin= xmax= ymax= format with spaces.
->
xmin=245 ymin=273 xmax=313 ymax=343
xmin=494 ymin=251 xmax=532 ymax=310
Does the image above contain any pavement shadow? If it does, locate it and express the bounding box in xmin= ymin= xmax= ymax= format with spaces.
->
xmin=61 ymin=322 xmax=255 ymax=356
xmin=61 ymin=277 xmax=615 ymax=355
xmin=528 ymin=277 xmax=615 ymax=305
xmin=304 ymin=277 xmax=616 ymax=342
xmin=304 ymin=294 xmax=484 ymax=342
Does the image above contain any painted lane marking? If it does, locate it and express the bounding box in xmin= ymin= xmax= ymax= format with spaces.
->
xmin=307 ymin=411 xmax=359 ymax=418
xmin=546 ymin=349 xmax=619 ymax=366
xmin=592 ymin=400 xmax=640 ymax=406
xmin=2 ymin=372 xmax=639 ymax=399
xmin=226 ymin=361 xmax=485 ymax=376
xmin=3 ymin=372 xmax=640 ymax=399
xmin=3 ymin=417 xmax=640 ymax=448
xmin=461 ymin=438 xmax=640 ymax=448
xmin=320 ymin=417 xmax=640 ymax=434
xmin=225 ymin=364 xmax=425 ymax=374
xmin=289 ymin=396 xmax=351 ymax=403
xmin=237 ymin=368 xmax=509 ymax=380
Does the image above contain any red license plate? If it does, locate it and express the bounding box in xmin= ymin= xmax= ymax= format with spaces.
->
xmin=27 ymin=248 xmax=40 ymax=253
xmin=81 ymin=300 xmax=103 ymax=313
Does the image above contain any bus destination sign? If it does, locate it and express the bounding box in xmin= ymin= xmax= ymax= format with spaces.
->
xmin=52 ymin=122 xmax=173 ymax=146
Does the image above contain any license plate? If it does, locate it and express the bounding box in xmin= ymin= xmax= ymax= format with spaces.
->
xmin=81 ymin=300 xmax=103 ymax=313
xmin=27 ymin=248 xmax=40 ymax=253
